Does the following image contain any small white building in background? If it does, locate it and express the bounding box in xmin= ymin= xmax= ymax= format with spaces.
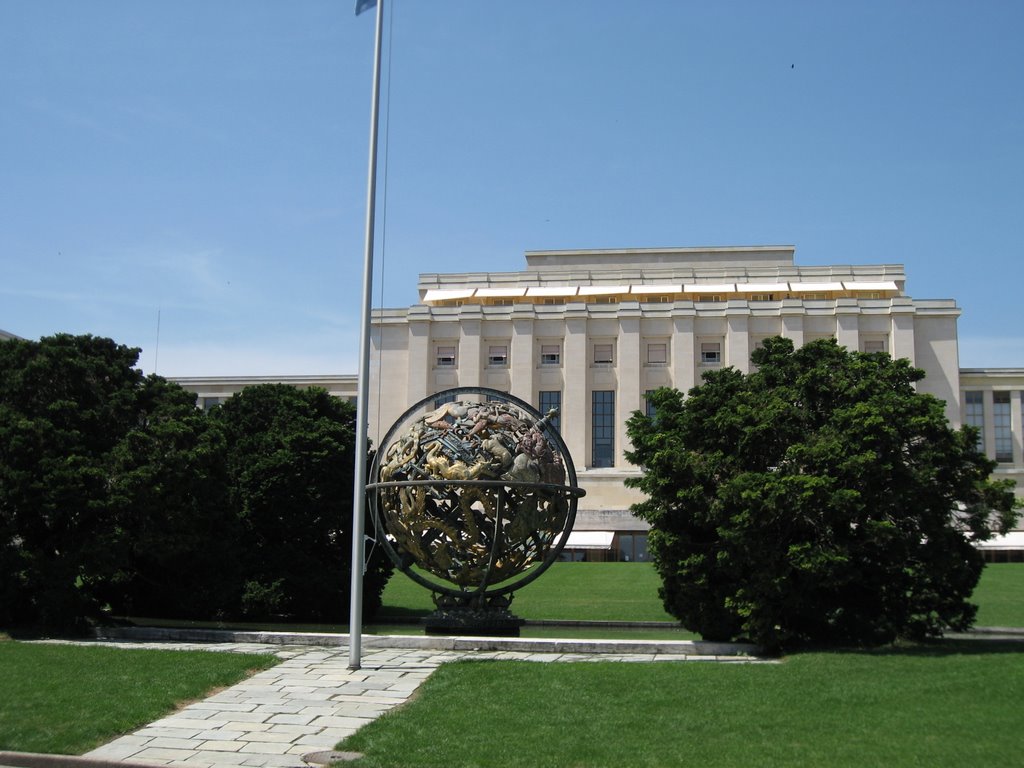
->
xmin=8 ymin=246 xmax=1013 ymax=562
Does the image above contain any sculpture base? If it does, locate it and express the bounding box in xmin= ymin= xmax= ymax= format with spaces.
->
xmin=422 ymin=604 xmax=525 ymax=637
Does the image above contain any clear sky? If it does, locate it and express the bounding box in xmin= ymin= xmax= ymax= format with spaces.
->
xmin=2 ymin=0 xmax=1022 ymax=376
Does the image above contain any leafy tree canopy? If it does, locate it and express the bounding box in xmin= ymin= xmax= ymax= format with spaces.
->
xmin=626 ymin=337 xmax=1019 ymax=650
xmin=1 ymin=335 xmax=391 ymax=631
xmin=0 ymin=334 xmax=171 ymax=629
xmin=210 ymin=384 xmax=392 ymax=621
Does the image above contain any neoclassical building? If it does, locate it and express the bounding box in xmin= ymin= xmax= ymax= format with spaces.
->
xmin=367 ymin=245 xmax=990 ymax=560
xmin=78 ymin=245 xmax=1019 ymax=562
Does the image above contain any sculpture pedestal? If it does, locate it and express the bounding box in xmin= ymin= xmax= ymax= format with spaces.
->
xmin=422 ymin=594 xmax=525 ymax=637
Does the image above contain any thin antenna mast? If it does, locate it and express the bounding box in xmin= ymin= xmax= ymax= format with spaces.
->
xmin=154 ymin=308 xmax=161 ymax=374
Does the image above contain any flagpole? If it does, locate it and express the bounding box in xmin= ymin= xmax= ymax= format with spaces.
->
xmin=350 ymin=0 xmax=385 ymax=671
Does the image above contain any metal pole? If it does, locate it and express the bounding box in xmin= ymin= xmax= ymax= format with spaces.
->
xmin=350 ymin=0 xmax=385 ymax=671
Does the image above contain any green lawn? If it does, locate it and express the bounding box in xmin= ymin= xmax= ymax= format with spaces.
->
xmin=379 ymin=560 xmax=1023 ymax=628
xmin=378 ymin=561 xmax=675 ymax=623
xmin=0 ymin=642 xmax=276 ymax=755
xmin=114 ymin=561 xmax=1019 ymax=644
xmin=974 ymin=563 xmax=1023 ymax=627
xmin=340 ymin=644 xmax=1024 ymax=767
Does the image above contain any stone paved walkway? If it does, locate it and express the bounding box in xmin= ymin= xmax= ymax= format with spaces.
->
xmin=28 ymin=637 xmax=770 ymax=768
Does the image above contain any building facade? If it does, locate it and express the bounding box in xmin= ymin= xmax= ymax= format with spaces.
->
xmin=367 ymin=246 xmax=975 ymax=560
xmin=171 ymin=374 xmax=356 ymax=411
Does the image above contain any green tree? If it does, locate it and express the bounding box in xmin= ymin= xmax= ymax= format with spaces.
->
xmin=104 ymin=376 xmax=241 ymax=620
xmin=625 ymin=337 xmax=1019 ymax=650
xmin=212 ymin=384 xmax=392 ymax=621
xmin=0 ymin=335 xmax=163 ymax=629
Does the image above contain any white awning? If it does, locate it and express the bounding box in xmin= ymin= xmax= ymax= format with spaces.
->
xmin=630 ymin=284 xmax=683 ymax=294
xmin=561 ymin=531 xmax=615 ymax=550
xmin=842 ymin=281 xmax=899 ymax=292
xmin=684 ymin=283 xmax=736 ymax=294
xmin=788 ymin=281 xmax=844 ymax=293
xmin=526 ymin=286 xmax=579 ymax=297
xmin=475 ymin=286 xmax=527 ymax=298
xmin=579 ymin=285 xmax=630 ymax=296
xmin=738 ymin=282 xmax=789 ymax=293
xmin=422 ymin=289 xmax=475 ymax=302
xmin=974 ymin=531 xmax=1024 ymax=550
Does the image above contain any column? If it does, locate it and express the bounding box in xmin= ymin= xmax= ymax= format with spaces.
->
xmin=726 ymin=310 xmax=750 ymax=373
xmin=509 ymin=311 xmax=535 ymax=402
xmin=405 ymin=318 xmax=431 ymax=407
xmin=563 ymin=314 xmax=589 ymax=469
xmin=671 ymin=313 xmax=696 ymax=393
xmin=836 ymin=303 xmax=860 ymax=352
xmin=458 ymin=316 xmax=482 ymax=389
xmin=780 ymin=304 xmax=804 ymax=348
xmin=616 ymin=311 xmax=641 ymax=467
xmin=890 ymin=310 xmax=916 ymax=366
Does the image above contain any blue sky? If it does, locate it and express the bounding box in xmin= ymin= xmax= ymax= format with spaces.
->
xmin=2 ymin=0 xmax=1021 ymax=376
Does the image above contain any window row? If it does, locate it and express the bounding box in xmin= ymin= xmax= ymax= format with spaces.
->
xmin=433 ymin=337 xmax=889 ymax=369
xmin=434 ymin=343 xmax=558 ymax=368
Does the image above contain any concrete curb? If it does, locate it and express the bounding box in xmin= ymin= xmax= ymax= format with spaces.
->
xmin=91 ymin=625 xmax=762 ymax=657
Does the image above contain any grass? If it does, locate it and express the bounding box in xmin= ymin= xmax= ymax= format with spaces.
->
xmin=0 ymin=641 xmax=276 ymax=755
xmin=118 ymin=561 xmax=1021 ymax=640
xmin=337 ymin=563 xmax=1024 ymax=765
xmin=380 ymin=560 xmax=1024 ymax=627
xmin=974 ymin=563 xmax=1023 ymax=627
xmin=378 ymin=561 xmax=676 ymax=623
xmin=340 ymin=643 xmax=1024 ymax=768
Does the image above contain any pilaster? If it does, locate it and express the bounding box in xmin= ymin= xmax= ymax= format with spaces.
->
xmin=616 ymin=310 xmax=642 ymax=467
xmin=835 ymin=301 xmax=860 ymax=352
xmin=564 ymin=314 xmax=589 ymax=469
xmin=671 ymin=312 xmax=696 ymax=393
xmin=458 ymin=315 xmax=482 ymax=389
xmin=726 ymin=307 xmax=750 ymax=373
xmin=509 ymin=310 xmax=535 ymax=402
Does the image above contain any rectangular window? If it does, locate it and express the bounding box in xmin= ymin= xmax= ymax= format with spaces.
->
xmin=593 ymin=343 xmax=614 ymax=365
xmin=863 ymin=339 xmax=886 ymax=354
xmin=700 ymin=342 xmax=721 ymax=365
xmin=592 ymin=390 xmax=615 ymax=468
xmin=644 ymin=389 xmax=657 ymax=420
xmin=749 ymin=293 xmax=774 ymax=301
xmin=965 ymin=391 xmax=985 ymax=453
xmin=647 ymin=342 xmax=667 ymax=365
xmin=540 ymin=344 xmax=561 ymax=366
xmin=539 ymin=390 xmax=561 ymax=432
xmin=994 ymin=391 xmax=1013 ymax=463
xmin=487 ymin=345 xmax=508 ymax=367
xmin=435 ymin=345 xmax=456 ymax=367
xmin=433 ymin=391 xmax=456 ymax=409
xmin=696 ymin=294 xmax=723 ymax=303
xmin=616 ymin=533 xmax=650 ymax=563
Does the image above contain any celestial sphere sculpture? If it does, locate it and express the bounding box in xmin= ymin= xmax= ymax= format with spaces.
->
xmin=368 ymin=388 xmax=584 ymax=633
